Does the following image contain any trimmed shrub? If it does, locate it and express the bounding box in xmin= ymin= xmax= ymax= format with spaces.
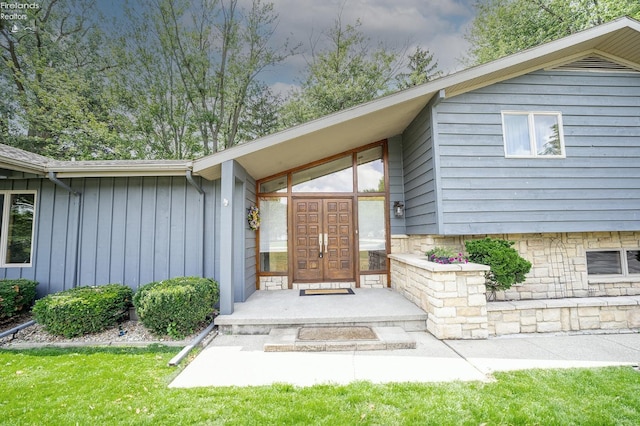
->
xmin=0 ymin=279 xmax=38 ymax=321
xmin=133 ymin=277 xmax=219 ymax=339
xmin=465 ymin=237 xmax=532 ymax=300
xmin=32 ymin=284 xmax=133 ymax=338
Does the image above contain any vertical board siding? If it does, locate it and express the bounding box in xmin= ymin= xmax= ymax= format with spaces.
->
xmin=208 ymin=180 xmax=221 ymax=283
xmin=437 ymin=70 xmax=640 ymax=234
xmin=0 ymin=175 xmax=219 ymax=296
xmin=124 ymin=177 xmax=144 ymax=288
xmin=0 ymin=179 xmax=79 ymax=296
xmin=402 ymin=103 xmax=438 ymax=234
xmin=387 ymin=135 xmax=406 ymax=235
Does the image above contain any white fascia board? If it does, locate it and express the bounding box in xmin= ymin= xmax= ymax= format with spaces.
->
xmin=0 ymin=159 xmax=46 ymax=176
xmin=48 ymin=161 xmax=194 ymax=178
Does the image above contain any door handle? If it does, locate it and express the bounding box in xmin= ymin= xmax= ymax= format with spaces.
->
xmin=318 ymin=233 xmax=323 ymax=258
xmin=324 ymin=233 xmax=328 ymax=253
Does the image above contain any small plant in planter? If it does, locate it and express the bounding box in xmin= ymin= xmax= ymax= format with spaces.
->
xmin=425 ymin=247 xmax=468 ymax=264
xmin=465 ymin=237 xmax=532 ymax=301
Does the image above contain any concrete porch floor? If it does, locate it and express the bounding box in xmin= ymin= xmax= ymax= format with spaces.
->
xmin=215 ymin=288 xmax=429 ymax=334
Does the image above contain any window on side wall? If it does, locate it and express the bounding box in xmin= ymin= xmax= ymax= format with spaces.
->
xmin=586 ymin=249 xmax=640 ymax=276
xmin=0 ymin=192 xmax=37 ymax=267
xmin=502 ymin=112 xmax=565 ymax=158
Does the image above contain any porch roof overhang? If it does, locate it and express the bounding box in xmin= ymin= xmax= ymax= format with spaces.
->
xmin=193 ymin=16 xmax=640 ymax=181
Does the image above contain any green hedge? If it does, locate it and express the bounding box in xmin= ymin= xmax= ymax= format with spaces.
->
xmin=32 ymin=284 xmax=133 ymax=338
xmin=465 ymin=237 xmax=532 ymax=299
xmin=0 ymin=279 xmax=38 ymax=321
xmin=133 ymin=277 xmax=219 ymax=339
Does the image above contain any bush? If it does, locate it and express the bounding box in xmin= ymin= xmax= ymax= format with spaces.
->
xmin=32 ymin=284 xmax=133 ymax=338
xmin=0 ymin=279 xmax=38 ymax=321
xmin=465 ymin=237 xmax=532 ymax=300
xmin=133 ymin=277 xmax=219 ymax=339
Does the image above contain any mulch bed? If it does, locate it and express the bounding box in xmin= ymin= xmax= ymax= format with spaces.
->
xmin=0 ymin=313 xmax=207 ymax=348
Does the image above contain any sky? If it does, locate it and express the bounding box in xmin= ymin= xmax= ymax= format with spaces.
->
xmin=98 ymin=0 xmax=476 ymax=94
xmin=264 ymin=0 xmax=476 ymax=93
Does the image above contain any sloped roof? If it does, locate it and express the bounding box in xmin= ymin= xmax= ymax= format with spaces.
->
xmin=0 ymin=143 xmax=60 ymax=175
xmin=193 ymin=16 xmax=640 ymax=181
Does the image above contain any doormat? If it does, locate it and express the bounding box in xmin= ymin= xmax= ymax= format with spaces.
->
xmin=298 ymin=326 xmax=377 ymax=341
xmin=299 ymin=288 xmax=355 ymax=296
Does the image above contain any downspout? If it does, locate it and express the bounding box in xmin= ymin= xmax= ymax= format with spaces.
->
xmin=186 ymin=170 xmax=206 ymax=277
xmin=47 ymin=171 xmax=82 ymax=288
xmin=48 ymin=171 xmax=80 ymax=196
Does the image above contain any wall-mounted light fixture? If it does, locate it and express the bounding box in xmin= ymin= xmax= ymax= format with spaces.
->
xmin=394 ymin=201 xmax=405 ymax=218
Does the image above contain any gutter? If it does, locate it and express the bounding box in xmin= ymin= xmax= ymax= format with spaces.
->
xmin=47 ymin=172 xmax=82 ymax=288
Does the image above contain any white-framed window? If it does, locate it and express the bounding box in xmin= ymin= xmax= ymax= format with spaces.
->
xmin=586 ymin=249 xmax=640 ymax=276
xmin=0 ymin=191 xmax=37 ymax=267
xmin=502 ymin=111 xmax=566 ymax=158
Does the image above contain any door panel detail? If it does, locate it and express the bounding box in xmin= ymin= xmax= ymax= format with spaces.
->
xmin=293 ymin=198 xmax=354 ymax=281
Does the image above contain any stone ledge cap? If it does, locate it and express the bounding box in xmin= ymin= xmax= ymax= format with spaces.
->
xmin=388 ymin=253 xmax=490 ymax=272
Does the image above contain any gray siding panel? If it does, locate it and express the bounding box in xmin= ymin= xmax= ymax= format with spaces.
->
xmin=402 ymin=103 xmax=438 ymax=234
xmin=0 ymin=175 xmax=219 ymax=297
xmin=0 ymin=179 xmax=80 ymax=296
xmin=437 ymin=70 xmax=640 ymax=235
xmin=245 ymin=176 xmax=257 ymax=300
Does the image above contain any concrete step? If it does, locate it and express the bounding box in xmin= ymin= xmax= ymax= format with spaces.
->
xmin=214 ymin=288 xmax=429 ymax=335
xmin=216 ymin=315 xmax=428 ymax=335
xmin=263 ymin=326 xmax=416 ymax=352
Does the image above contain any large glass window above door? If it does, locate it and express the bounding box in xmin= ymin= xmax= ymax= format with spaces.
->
xmin=357 ymin=146 xmax=385 ymax=192
xmin=292 ymin=156 xmax=353 ymax=193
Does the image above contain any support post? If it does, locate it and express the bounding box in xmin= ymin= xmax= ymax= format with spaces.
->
xmin=220 ymin=160 xmax=235 ymax=315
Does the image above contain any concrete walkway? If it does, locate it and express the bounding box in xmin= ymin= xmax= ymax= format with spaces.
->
xmin=169 ymin=331 xmax=640 ymax=388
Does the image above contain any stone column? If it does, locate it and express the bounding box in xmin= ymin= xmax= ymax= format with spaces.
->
xmin=389 ymin=254 xmax=490 ymax=339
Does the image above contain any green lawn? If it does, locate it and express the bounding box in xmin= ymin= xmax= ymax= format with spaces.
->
xmin=1 ymin=346 xmax=639 ymax=425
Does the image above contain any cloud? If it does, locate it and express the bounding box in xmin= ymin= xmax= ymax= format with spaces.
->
xmin=267 ymin=0 xmax=476 ymax=86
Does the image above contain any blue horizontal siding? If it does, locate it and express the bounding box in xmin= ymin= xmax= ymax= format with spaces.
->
xmin=402 ymin=103 xmax=438 ymax=234
xmin=437 ymin=69 xmax=640 ymax=235
xmin=387 ymin=135 xmax=406 ymax=235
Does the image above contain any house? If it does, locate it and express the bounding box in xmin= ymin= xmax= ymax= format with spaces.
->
xmin=0 ymin=18 xmax=639 ymax=334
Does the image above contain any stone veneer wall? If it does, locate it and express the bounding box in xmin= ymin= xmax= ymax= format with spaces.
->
xmin=487 ymin=296 xmax=640 ymax=336
xmin=392 ymin=232 xmax=640 ymax=301
xmin=259 ymin=276 xmax=288 ymax=290
xmin=389 ymin=253 xmax=490 ymax=339
xmin=360 ymin=274 xmax=387 ymax=288
xmin=260 ymin=275 xmax=386 ymax=290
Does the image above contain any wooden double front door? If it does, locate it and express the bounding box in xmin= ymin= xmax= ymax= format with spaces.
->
xmin=293 ymin=198 xmax=354 ymax=282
